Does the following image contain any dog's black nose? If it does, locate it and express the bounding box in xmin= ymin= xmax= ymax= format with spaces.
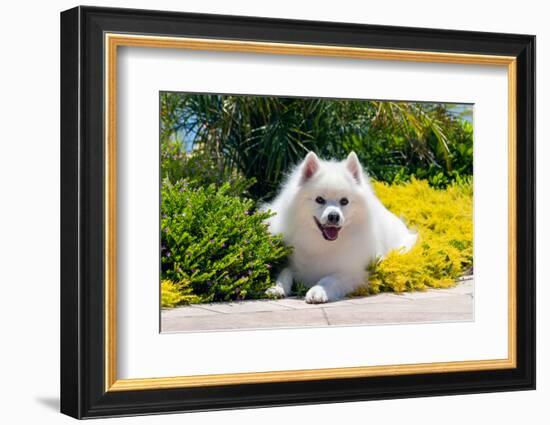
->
xmin=327 ymin=212 xmax=340 ymax=224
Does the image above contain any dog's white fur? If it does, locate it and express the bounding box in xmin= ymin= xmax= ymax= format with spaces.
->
xmin=263 ymin=151 xmax=417 ymax=304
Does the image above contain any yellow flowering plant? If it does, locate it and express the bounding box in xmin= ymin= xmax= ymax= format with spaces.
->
xmin=354 ymin=178 xmax=473 ymax=295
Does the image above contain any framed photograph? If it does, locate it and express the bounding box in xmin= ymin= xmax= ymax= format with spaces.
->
xmin=60 ymin=6 xmax=535 ymax=419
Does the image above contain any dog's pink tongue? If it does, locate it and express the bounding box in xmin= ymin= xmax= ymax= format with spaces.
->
xmin=324 ymin=226 xmax=340 ymax=240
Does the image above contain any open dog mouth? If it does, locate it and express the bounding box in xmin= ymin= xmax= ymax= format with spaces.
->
xmin=314 ymin=217 xmax=341 ymax=241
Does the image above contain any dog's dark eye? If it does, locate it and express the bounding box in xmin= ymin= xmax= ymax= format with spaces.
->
xmin=340 ymin=198 xmax=349 ymax=206
xmin=315 ymin=196 xmax=326 ymax=204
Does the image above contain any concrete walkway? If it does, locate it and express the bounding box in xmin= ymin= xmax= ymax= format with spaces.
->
xmin=161 ymin=277 xmax=473 ymax=333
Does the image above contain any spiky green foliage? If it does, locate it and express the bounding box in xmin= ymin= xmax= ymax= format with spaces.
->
xmin=344 ymin=105 xmax=473 ymax=189
xmin=160 ymin=93 xmax=472 ymax=199
xmin=161 ymin=180 xmax=292 ymax=305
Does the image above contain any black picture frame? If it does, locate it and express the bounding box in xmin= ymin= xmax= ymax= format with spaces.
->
xmin=60 ymin=5 xmax=535 ymax=419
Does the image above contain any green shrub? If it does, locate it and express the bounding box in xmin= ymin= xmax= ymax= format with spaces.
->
xmin=161 ymin=179 xmax=292 ymax=304
xmin=161 ymin=145 xmax=253 ymax=197
xmin=344 ymin=119 xmax=473 ymax=189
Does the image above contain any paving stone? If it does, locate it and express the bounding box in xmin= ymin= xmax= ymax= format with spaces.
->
xmin=162 ymin=308 xmax=328 ymax=332
xmin=334 ymin=295 xmax=472 ymax=315
xmin=403 ymin=295 xmax=472 ymax=313
xmin=162 ymin=306 xmax=219 ymax=318
xmin=274 ymin=297 xmax=356 ymax=310
xmin=346 ymin=293 xmax=412 ymax=305
xmin=198 ymin=300 xmax=292 ymax=314
xmin=324 ymin=310 xmax=473 ymax=326
xmin=400 ymin=290 xmax=464 ymax=300
xmin=160 ymin=280 xmax=475 ymax=332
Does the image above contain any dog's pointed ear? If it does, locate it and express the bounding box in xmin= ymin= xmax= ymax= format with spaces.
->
xmin=301 ymin=151 xmax=320 ymax=183
xmin=346 ymin=151 xmax=363 ymax=183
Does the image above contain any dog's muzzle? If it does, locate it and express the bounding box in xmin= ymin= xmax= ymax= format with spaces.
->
xmin=314 ymin=217 xmax=341 ymax=241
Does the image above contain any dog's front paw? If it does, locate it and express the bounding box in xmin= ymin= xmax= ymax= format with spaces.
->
xmin=305 ymin=285 xmax=328 ymax=304
xmin=265 ymin=285 xmax=286 ymax=299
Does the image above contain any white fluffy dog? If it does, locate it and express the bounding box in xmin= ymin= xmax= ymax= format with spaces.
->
xmin=263 ymin=151 xmax=417 ymax=304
